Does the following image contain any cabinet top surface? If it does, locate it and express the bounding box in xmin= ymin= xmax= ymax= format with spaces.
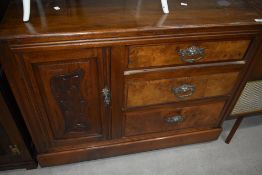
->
xmin=0 ymin=0 xmax=262 ymax=40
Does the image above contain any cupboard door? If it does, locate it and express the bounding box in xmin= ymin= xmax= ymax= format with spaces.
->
xmin=17 ymin=48 xmax=110 ymax=152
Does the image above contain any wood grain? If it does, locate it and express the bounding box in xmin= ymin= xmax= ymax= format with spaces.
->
xmin=38 ymin=128 xmax=222 ymax=167
xmin=124 ymin=101 xmax=225 ymax=136
xmin=10 ymin=47 xmax=110 ymax=153
xmin=128 ymin=40 xmax=250 ymax=68
xmin=126 ymin=70 xmax=239 ymax=107
xmin=0 ymin=0 xmax=261 ymax=42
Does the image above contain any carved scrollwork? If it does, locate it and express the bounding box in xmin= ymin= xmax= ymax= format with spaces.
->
xmin=50 ymin=69 xmax=89 ymax=133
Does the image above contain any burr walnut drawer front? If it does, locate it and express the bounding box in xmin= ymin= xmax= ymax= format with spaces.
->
xmin=128 ymin=39 xmax=250 ymax=68
xmin=124 ymin=101 xmax=225 ymax=137
xmin=125 ymin=66 xmax=241 ymax=108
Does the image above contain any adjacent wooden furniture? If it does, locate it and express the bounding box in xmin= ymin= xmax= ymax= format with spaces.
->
xmin=225 ymin=0 xmax=262 ymax=144
xmin=0 ymin=67 xmax=37 ymax=170
xmin=0 ymin=0 xmax=37 ymax=171
xmin=225 ymin=52 xmax=262 ymax=144
xmin=0 ymin=0 xmax=262 ymax=167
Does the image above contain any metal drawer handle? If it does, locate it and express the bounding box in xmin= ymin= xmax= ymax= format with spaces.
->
xmin=177 ymin=46 xmax=205 ymax=63
xmin=165 ymin=115 xmax=184 ymax=124
xmin=172 ymin=84 xmax=196 ymax=99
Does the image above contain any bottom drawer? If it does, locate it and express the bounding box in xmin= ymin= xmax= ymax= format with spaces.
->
xmin=124 ymin=101 xmax=225 ymax=137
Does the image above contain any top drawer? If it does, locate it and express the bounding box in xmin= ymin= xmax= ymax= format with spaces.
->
xmin=128 ymin=40 xmax=250 ymax=68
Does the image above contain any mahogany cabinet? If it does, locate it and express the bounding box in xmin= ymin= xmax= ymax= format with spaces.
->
xmin=0 ymin=68 xmax=37 ymax=170
xmin=0 ymin=0 xmax=262 ymax=167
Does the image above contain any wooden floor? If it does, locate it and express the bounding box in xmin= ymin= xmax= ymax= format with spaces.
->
xmin=1 ymin=115 xmax=262 ymax=175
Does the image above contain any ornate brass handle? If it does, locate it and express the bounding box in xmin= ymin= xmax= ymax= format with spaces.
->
xmin=177 ymin=46 xmax=205 ymax=63
xmin=172 ymin=84 xmax=195 ymax=99
xmin=165 ymin=115 xmax=184 ymax=124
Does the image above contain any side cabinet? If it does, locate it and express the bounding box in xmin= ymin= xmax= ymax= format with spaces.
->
xmin=0 ymin=68 xmax=36 ymax=170
xmin=9 ymin=47 xmax=111 ymax=153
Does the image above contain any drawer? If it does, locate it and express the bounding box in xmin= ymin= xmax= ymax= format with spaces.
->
xmin=125 ymin=67 xmax=240 ymax=108
xmin=128 ymin=40 xmax=250 ymax=68
xmin=124 ymin=101 xmax=225 ymax=137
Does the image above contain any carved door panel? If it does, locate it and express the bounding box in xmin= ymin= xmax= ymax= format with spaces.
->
xmin=17 ymin=48 xmax=110 ymax=152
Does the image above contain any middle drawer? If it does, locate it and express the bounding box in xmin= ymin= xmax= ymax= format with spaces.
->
xmin=124 ymin=65 xmax=241 ymax=108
